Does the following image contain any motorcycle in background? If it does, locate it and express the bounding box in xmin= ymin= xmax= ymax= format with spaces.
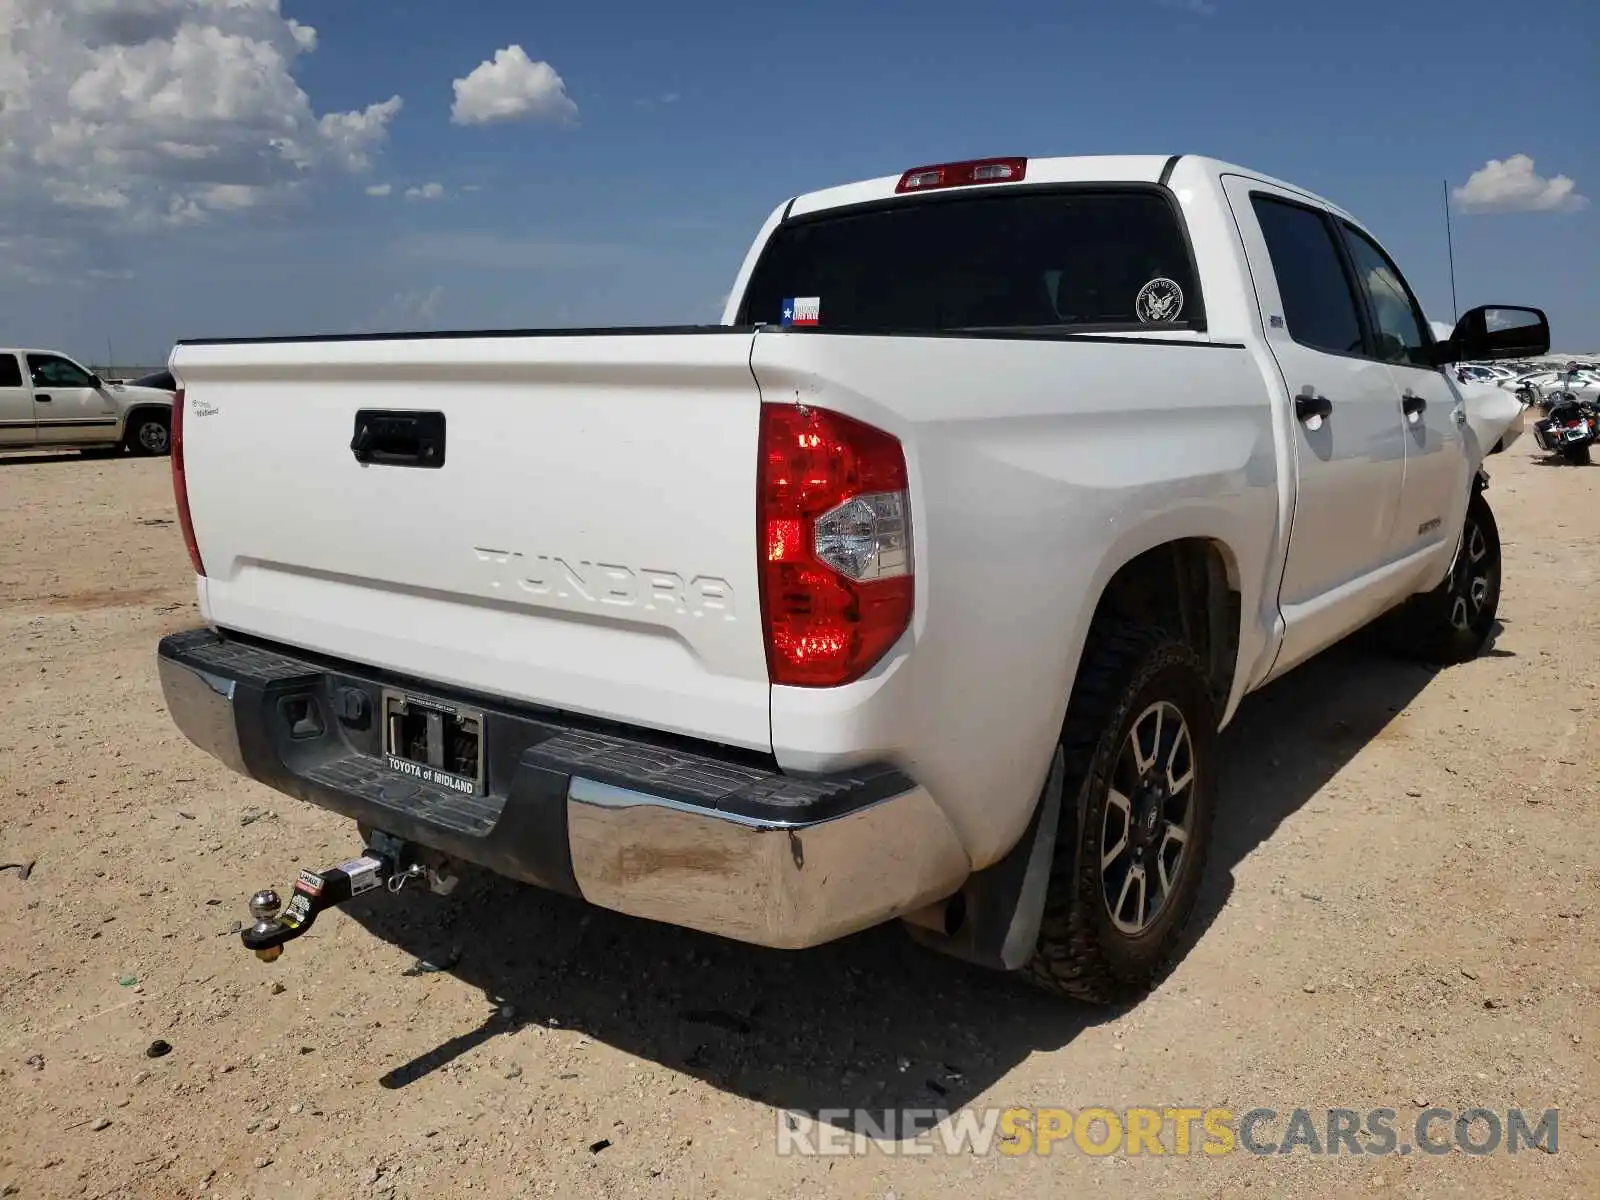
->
xmin=1529 ymin=363 xmax=1598 ymax=465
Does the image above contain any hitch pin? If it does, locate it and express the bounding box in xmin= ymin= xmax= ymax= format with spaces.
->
xmin=387 ymin=863 xmax=426 ymax=895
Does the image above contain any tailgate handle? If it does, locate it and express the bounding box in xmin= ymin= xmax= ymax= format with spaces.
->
xmin=350 ymin=410 xmax=446 ymax=469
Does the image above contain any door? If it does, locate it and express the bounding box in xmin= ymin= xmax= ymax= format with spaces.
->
xmin=1336 ymin=220 xmax=1472 ymax=568
xmin=26 ymin=353 xmax=117 ymax=444
xmin=0 ymin=354 xmax=33 ymax=447
xmin=1222 ymin=178 xmax=1409 ymax=612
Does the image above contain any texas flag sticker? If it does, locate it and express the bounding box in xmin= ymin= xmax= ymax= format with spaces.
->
xmin=781 ymin=297 xmax=820 ymax=327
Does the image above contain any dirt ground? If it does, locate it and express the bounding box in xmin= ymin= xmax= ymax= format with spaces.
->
xmin=0 ymin=439 xmax=1596 ymax=1200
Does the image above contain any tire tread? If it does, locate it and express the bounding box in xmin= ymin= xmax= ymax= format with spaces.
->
xmin=1024 ymin=619 xmax=1215 ymax=1005
xmin=1388 ymin=490 xmax=1501 ymax=666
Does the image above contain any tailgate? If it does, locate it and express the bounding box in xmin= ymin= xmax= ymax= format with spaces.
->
xmin=171 ymin=330 xmax=771 ymax=751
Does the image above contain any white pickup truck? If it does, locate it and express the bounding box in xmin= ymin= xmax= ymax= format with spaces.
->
xmin=0 ymin=348 xmax=175 ymax=455
xmin=157 ymin=154 xmax=1545 ymax=1003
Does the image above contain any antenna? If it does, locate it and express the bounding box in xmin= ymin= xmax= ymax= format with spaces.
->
xmin=1443 ymin=179 xmax=1459 ymax=324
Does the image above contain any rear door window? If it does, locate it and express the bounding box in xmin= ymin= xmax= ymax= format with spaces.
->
xmin=1250 ymin=196 xmax=1367 ymax=357
xmin=0 ymin=355 xmax=22 ymax=389
xmin=740 ymin=189 xmax=1205 ymax=334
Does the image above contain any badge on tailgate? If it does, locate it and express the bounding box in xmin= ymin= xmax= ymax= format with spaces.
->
xmin=381 ymin=689 xmax=485 ymax=795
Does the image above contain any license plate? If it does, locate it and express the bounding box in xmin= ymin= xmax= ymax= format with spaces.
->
xmin=381 ymin=689 xmax=485 ymax=796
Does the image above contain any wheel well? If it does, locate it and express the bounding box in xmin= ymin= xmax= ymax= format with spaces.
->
xmin=1090 ymin=539 xmax=1241 ymax=708
xmin=124 ymin=405 xmax=171 ymax=427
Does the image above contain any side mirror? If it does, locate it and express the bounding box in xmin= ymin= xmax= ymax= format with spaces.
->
xmin=1436 ymin=305 xmax=1550 ymax=365
xmin=88 ymin=373 xmax=103 ymax=388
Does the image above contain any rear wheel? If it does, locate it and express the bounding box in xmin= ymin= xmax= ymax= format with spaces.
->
xmin=1389 ymin=489 xmax=1501 ymax=664
xmin=125 ymin=411 xmax=171 ymax=457
xmin=1561 ymin=444 xmax=1592 ymax=466
xmin=1025 ymin=622 xmax=1218 ymax=1005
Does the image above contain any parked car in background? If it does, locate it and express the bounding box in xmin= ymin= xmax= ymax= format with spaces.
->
xmin=1512 ymin=366 xmax=1600 ymax=403
xmin=1455 ymin=363 xmax=1514 ymax=385
xmin=0 ymin=349 xmax=175 ymax=456
xmin=132 ymin=369 xmax=177 ymax=393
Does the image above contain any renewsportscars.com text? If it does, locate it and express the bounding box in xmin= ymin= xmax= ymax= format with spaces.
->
xmin=775 ymin=1106 xmax=1560 ymax=1157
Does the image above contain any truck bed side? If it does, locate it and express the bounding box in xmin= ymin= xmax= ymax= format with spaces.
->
xmin=750 ymin=329 xmax=1279 ymax=866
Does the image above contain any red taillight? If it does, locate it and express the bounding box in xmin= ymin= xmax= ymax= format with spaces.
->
xmin=895 ymin=156 xmax=1028 ymax=194
xmin=170 ymin=388 xmax=206 ymax=577
xmin=757 ymin=404 xmax=913 ymax=687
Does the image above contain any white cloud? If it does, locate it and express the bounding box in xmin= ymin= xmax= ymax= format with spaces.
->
xmin=397 ymin=230 xmax=633 ymax=271
xmin=372 ymin=285 xmax=445 ymax=329
xmin=164 ymin=195 xmax=206 ymax=226
xmin=365 ymin=183 xmax=392 ymax=197
xmin=48 ymin=181 xmax=132 ymax=211
xmin=195 ymin=183 xmax=267 ymax=211
xmin=1453 ymin=155 xmax=1587 ymax=215
xmin=317 ymin=96 xmax=405 ymax=172
xmin=0 ymin=0 xmax=403 ymax=251
xmin=405 ymin=182 xmax=445 ymax=201
xmin=451 ymin=45 xmax=577 ymax=126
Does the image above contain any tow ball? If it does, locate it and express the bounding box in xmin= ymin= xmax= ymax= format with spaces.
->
xmin=241 ymin=832 xmax=458 ymax=962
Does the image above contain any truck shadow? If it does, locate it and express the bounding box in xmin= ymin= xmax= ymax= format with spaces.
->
xmin=0 ymin=452 xmax=88 ymax=467
xmin=344 ymin=632 xmax=1481 ymax=1126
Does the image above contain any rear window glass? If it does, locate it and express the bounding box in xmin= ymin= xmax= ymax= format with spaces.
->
xmin=0 ymin=355 xmax=21 ymax=388
xmin=739 ymin=189 xmax=1203 ymax=334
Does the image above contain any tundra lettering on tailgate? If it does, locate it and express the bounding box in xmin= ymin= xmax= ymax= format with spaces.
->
xmin=472 ymin=548 xmax=735 ymax=619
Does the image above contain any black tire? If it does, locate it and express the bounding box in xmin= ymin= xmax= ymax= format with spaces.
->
xmin=1024 ymin=621 xmax=1218 ymax=1005
xmin=1561 ymin=444 xmax=1592 ymax=466
xmin=1388 ymin=489 xmax=1502 ymax=665
xmin=124 ymin=410 xmax=171 ymax=457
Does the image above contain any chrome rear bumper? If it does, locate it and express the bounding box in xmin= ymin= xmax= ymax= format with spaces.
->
xmin=158 ymin=630 xmax=969 ymax=949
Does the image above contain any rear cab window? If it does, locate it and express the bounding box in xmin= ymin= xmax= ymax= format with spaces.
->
xmin=0 ymin=354 xmax=22 ymax=389
xmin=739 ymin=188 xmax=1206 ymax=335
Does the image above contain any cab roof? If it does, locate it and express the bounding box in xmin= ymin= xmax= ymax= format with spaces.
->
xmin=787 ymin=153 xmax=1355 ymax=225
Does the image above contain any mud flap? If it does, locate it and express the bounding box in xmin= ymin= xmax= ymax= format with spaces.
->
xmin=904 ymin=746 xmax=1065 ymax=972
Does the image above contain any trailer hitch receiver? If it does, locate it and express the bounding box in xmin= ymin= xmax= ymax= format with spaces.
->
xmin=240 ymin=833 xmax=457 ymax=962
xmin=242 ymin=856 xmax=391 ymax=960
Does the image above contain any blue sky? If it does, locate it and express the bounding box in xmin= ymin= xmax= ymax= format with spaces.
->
xmin=3 ymin=0 xmax=1595 ymax=366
